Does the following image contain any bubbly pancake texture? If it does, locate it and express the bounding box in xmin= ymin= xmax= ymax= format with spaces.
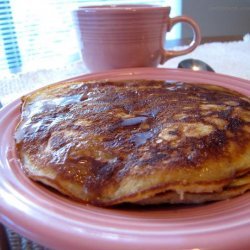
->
xmin=15 ymin=80 xmax=250 ymax=206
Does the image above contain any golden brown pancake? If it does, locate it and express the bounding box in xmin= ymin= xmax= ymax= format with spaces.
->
xmin=15 ymin=80 xmax=250 ymax=206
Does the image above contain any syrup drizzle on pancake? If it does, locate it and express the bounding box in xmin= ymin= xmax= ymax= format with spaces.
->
xmin=15 ymin=80 xmax=250 ymax=205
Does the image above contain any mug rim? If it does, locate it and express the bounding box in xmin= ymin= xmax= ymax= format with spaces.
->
xmin=77 ymin=4 xmax=170 ymax=12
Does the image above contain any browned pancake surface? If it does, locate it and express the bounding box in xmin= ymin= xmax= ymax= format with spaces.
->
xmin=15 ymin=80 xmax=250 ymax=205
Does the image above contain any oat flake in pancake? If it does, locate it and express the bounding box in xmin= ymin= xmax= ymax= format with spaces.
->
xmin=15 ymin=80 xmax=250 ymax=206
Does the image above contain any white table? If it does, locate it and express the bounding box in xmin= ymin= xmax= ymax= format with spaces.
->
xmin=0 ymin=34 xmax=250 ymax=107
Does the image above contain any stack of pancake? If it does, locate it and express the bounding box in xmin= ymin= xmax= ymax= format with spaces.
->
xmin=15 ymin=79 xmax=250 ymax=206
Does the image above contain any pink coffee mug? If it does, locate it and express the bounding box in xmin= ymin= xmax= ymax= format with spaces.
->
xmin=73 ymin=5 xmax=201 ymax=72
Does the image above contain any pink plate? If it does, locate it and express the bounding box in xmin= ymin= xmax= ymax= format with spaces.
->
xmin=0 ymin=68 xmax=250 ymax=250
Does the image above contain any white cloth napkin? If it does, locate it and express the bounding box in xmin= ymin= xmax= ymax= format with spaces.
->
xmin=163 ymin=34 xmax=250 ymax=81
xmin=0 ymin=34 xmax=249 ymax=106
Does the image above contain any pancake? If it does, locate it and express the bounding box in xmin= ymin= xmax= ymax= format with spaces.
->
xmin=15 ymin=79 xmax=250 ymax=206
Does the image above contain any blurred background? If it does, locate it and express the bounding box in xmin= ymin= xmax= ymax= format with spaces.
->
xmin=182 ymin=0 xmax=250 ymax=41
xmin=0 ymin=0 xmax=249 ymax=76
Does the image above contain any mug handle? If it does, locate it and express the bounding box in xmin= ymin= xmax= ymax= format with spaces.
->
xmin=161 ymin=16 xmax=201 ymax=64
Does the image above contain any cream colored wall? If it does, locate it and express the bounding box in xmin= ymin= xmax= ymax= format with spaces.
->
xmin=182 ymin=0 xmax=250 ymax=38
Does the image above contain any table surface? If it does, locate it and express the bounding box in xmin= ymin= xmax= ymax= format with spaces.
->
xmin=1 ymin=34 xmax=249 ymax=107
